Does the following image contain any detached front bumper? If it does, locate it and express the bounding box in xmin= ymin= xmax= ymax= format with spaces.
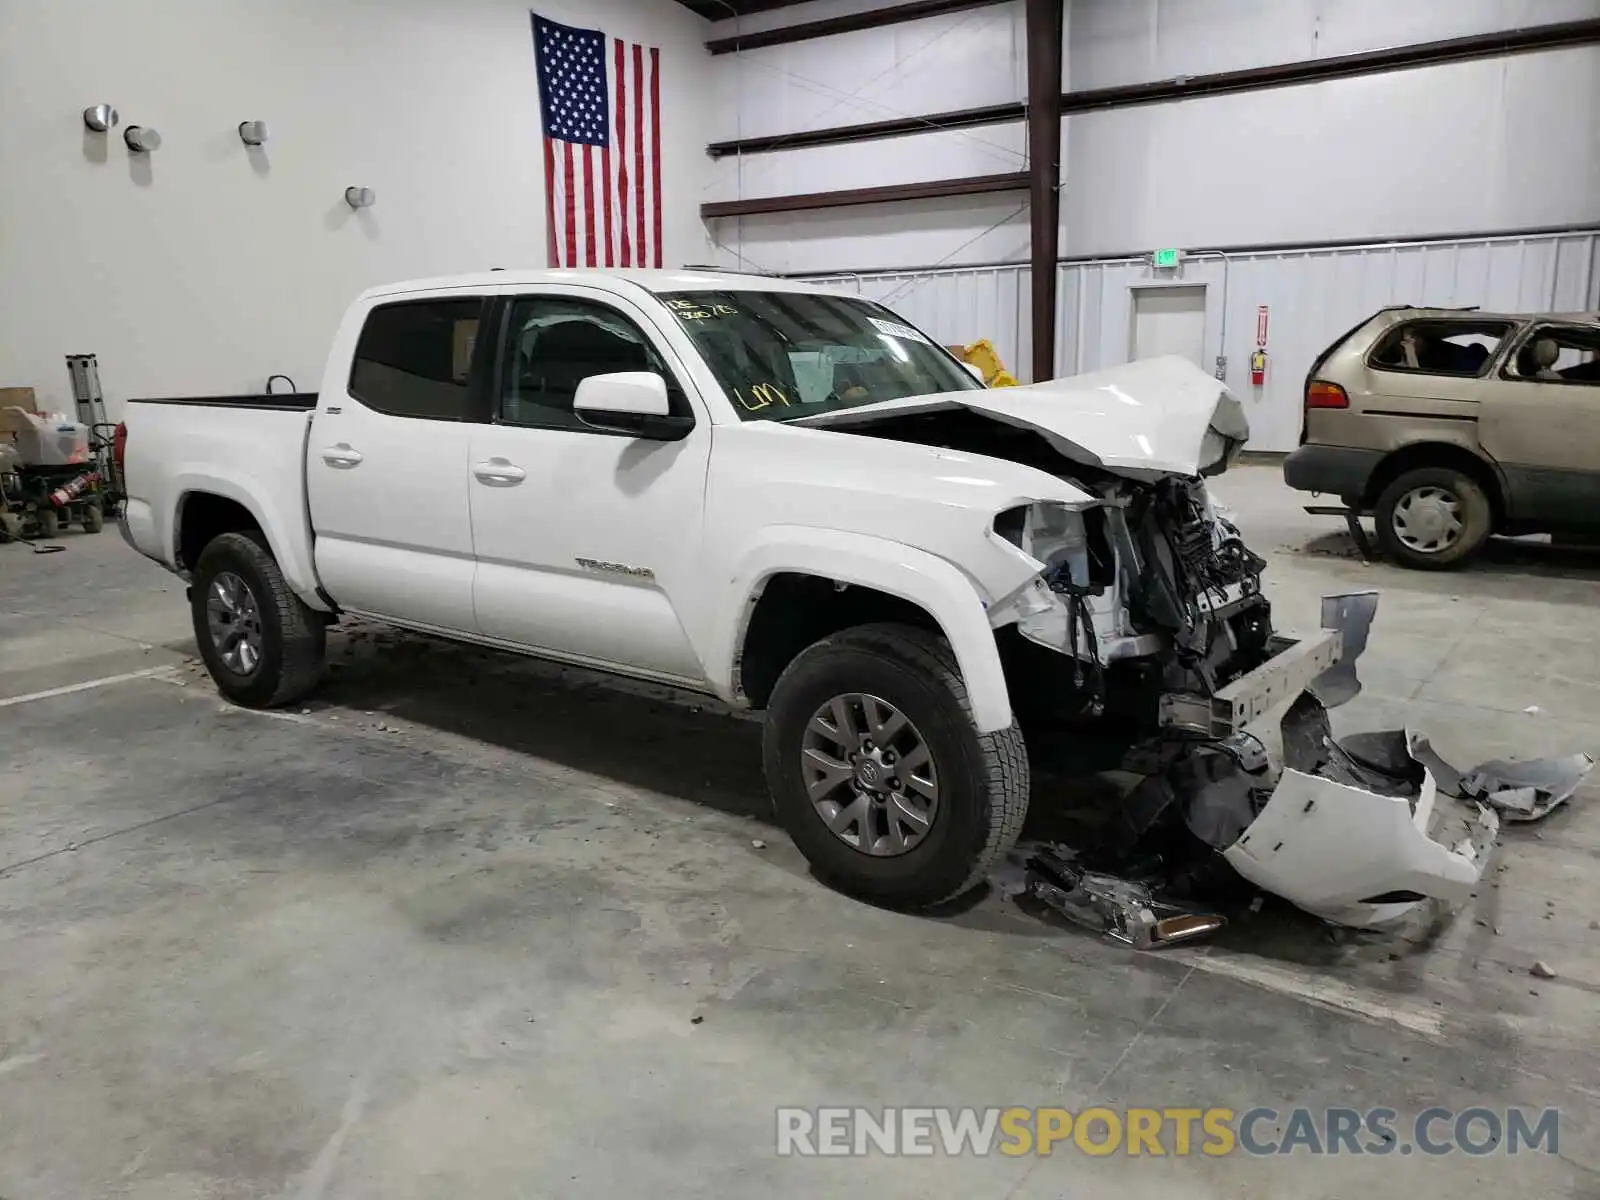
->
xmin=1162 ymin=590 xmax=1498 ymax=930
xmin=1225 ymin=767 xmax=1498 ymax=928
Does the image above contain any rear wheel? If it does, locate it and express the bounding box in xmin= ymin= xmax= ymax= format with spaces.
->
xmin=191 ymin=532 xmax=326 ymax=707
xmin=80 ymin=502 xmax=103 ymax=533
xmin=36 ymin=508 xmax=60 ymax=538
xmin=762 ymin=623 xmax=1029 ymax=908
xmin=1374 ymin=467 xmax=1492 ymax=570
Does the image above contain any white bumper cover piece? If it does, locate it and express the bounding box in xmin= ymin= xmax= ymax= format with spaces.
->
xmin=1223 ymin=767 xmax=1499 ymax=929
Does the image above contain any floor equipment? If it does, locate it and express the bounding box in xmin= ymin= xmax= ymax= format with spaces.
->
xmin=0 ymin=361 xmax=113 ymax=543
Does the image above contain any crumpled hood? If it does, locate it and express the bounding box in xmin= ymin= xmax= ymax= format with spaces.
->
xmin=791 ymin=356 xmax=1250 ymax=479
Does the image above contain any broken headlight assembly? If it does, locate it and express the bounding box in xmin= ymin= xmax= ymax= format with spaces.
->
xmin=993 ymin=501 xmax=1114 ymax=590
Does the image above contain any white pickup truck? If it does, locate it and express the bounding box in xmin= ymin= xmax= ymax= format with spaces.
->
xmin=120 ymin=269 xmax=1369 ymax=911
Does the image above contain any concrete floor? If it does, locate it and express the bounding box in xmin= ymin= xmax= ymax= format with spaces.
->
xmin=1 ymin=465 xmax=1597 ymax=1198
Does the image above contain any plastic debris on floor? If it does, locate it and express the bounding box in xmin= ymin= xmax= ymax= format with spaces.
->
xmin=1022 ymin=845 xmax=1224 ymax=949
xmin=1014 ymin=590 xmax=1592 ymax=943
xmin=1456 ymin=753 xmax=1595 ymax=822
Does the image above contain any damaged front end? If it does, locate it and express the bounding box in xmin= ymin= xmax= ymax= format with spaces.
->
xmin=799 ymin=359 xmax=1566 ymax=934
xmin=1026 ymin=594 xmax=1504 ymax=936
xmin=991 ymin=482 xmax=1506 ymax=932
xmin=991 ymin=471 xmax=1296 ymax=736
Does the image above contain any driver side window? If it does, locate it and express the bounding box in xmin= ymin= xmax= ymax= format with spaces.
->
xmin=499 ymin=296 xmax=688 ymax=430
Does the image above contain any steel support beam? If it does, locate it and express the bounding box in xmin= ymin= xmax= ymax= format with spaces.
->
xmin=1025 ymin=0 xmax=1064 ymax=383
xmin=700 ymin=171 xmax=1028 ymax=220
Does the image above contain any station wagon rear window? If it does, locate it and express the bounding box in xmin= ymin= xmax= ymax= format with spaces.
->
xmin=1367 ymin=320 xmax=1513 ymax=379
xmin=1506 ymin=324 xmax=1600 ymax=384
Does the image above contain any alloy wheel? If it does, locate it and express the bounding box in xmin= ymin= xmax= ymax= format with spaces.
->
xmin=206 ymin=571 xmax=264 ymax=675
xmin=800 ymin=692 xmax=940 ymax=856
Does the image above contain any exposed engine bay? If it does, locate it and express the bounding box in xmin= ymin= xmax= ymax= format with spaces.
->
xmin=826 ymin=401 xmax=1277 ymax=735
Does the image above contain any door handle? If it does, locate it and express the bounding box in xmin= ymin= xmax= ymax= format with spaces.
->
xmin=321 ymin=443 xmax=364 ymax=468
xmin=472 ymin=458 xmax=526 ymax=486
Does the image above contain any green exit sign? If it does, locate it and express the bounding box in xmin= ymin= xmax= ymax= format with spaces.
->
xmin=1153 ymin=248 xmax=1182 ymax=268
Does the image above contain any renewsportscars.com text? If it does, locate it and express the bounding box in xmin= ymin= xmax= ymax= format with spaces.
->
xmin=775 ymin=1106 xmax=1560 ymax=1158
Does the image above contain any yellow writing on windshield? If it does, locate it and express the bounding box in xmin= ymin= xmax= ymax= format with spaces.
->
xmin=733 ymin=382 xmax=791 ymax=411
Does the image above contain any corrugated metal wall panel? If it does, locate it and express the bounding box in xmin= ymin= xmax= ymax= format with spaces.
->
xmin=798 ymin=267 xmax=1033 ymax=385
xmin=803 ymin=230 xmax=1599 ymax=452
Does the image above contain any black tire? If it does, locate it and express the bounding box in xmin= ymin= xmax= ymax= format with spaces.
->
xmin=762 ymin=623 xmax=1029 ymax=908
xmin=1374 ymin=466 xmax=1492 ymax=570
xmin=80 ymin=503 xmax=103 ymax=534
xmin=36 ymin=508 xmax=60 ymax=539
xmin=191 ymin=532 xmax=326 ymax=707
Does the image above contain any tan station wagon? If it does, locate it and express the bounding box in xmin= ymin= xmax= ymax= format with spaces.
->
xmin=1285 ymin=307 xmax=1600 ymax=568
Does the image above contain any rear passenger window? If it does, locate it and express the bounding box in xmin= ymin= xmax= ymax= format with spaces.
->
xmin=1368 ymin=320 xmax=1512 ymax=378
xmin=1506 ymin=325 xmax=1600 ymax=385
xmin=349 ymin=300 xmax=483 ymax=419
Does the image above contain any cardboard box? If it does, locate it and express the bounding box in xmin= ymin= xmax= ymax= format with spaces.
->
xmin=0 ymin=387 xmax=38 ymax=413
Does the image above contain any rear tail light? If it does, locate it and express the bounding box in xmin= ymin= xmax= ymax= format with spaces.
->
xmin=112 ymin=421 xmax=128 ymax=477
xmin=1305 ymin=380 xmax=1349 ymax=409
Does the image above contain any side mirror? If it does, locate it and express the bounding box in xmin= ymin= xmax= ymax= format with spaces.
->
xmin=573 ymin=372 xmax=694 ymax=441
xmin=961 ymin=361 xmax=987 ymax=385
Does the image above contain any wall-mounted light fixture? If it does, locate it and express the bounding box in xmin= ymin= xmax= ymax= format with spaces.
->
xmin=238 ymin=120 xmax=269 ymax=147
xmin=344 ymin=186 xmax=376 ymax=209
xmin=82 ymin=105 xmax=119 ymax=132
xmin=124 ymin=125 xmax=161 ymax=153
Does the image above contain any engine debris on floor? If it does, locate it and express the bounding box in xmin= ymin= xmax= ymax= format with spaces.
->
xmin=1016 ymin=590 xmax=1593 ymax=944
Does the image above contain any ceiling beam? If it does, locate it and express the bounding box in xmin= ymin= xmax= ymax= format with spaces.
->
xmin=706 ymin=0 xmax=1011 ymax=55
xmin=1024 ymin=0 xmax=1063 ymax=385
xmin=705 ymin=16 xmax=1600 ymax=156
xmin=700 ymin=171 xmax=1029 ymax=219
xmin=707 ymin=102 xmax=1024 ymax=158
xmin=673 ymin=0 xmax=814 ymax=19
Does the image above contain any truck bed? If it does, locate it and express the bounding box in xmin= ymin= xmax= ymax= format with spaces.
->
xmin=120 ymin=394 xmax=323 ymax=608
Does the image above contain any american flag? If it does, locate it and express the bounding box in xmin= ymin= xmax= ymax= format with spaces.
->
xmin=532 ymin=13 xmax=662 ymax=269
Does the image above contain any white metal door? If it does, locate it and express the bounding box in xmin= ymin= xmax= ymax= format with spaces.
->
xmin=1130 ymin=285 xmax=1207 ymax=368
xmin=308 ymin=297 xmax=483 ymax=632
xmin=467 ymin=291 xmax=711 ymax=684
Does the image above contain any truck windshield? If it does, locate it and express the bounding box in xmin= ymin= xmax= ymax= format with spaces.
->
xmin=657 ymin=290 xmax=980 ymax=421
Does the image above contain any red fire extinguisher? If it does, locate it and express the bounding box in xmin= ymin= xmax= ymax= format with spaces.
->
xmin=49 ymin=471 xmax=100 ymax=508
xmin=1249 ymin=348 xmax=1268 ymax=387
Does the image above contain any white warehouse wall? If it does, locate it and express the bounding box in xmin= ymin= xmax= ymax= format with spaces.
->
xmin=705 ymin=0 xmax=1049 ymax=275
xmin=709 ymin=1 xmax=1027 ymax=141
xmin=0 ymin=0 xmax=715 ymax=416
xmin=708 ymin=0 xmax=1600 ymax=276
xmin=1065 ymin=45 xmax=1600 ymax=255
xmin=1068 ymin=0 xmax=1600 ymax=90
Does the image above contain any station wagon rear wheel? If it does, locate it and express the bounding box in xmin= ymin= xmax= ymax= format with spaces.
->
xmin=1374 ymin=467 xmax=1491 ymax=570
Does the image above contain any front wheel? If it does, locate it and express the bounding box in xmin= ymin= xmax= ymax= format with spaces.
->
xmin=191 ymin=532 xmax=326 ymax=707
xmin=1374 ymin=467 xmax=1492 ymax=570
xmin=762 ymin=623 xmax=1029 ymax=908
